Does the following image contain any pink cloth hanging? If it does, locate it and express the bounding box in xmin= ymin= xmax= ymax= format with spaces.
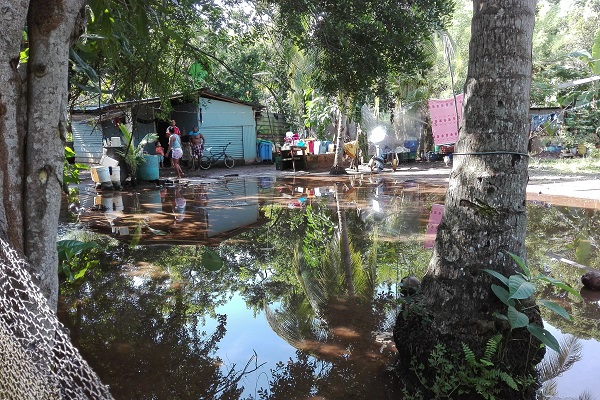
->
xmin=424 ymin=204 xmax=444 ymax=249
xmin=428 ymin=93 xmax=464 ymax=145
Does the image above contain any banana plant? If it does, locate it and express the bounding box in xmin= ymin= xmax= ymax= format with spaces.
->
xmin=117 ymin=124 xmax=158 ymax=180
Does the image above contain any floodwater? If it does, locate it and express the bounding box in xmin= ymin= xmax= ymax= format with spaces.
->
xmin=58 ymin=175 xmax=600 ymax=400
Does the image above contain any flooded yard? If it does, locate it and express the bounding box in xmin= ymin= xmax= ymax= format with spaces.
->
xmin=58 ymin=175 xmax=600 ymax=399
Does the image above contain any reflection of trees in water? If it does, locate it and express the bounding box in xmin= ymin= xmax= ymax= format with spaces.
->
xmin=536 ymin=335 xmax=595 ymax=400
xmin=258 ymin=198 xmax=403 ymax=398
xmin=58 ymin=245 xmax=249 ymax=400
xmin=527 ymin=203 xmax=600 ymax=341
xmin=527 ymin=203 xmax=600 ymax=270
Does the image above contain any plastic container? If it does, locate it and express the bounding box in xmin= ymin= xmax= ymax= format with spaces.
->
xmin=404 ymin=139 xmax=419 ymax=152
xmin=112 ymin=193 xmax=124 ymax=211
xmin=138 ymin=190 xmax=163 ymax=213
xmin=111 ymin=137 xmax=122 ymax=147
xmin=91 ymin=166 xmax=111 ymax=183
xmin=137 ymin=155 xmax=159 ymax=181
xmin=100 ymin=155 xmax=119 ymax=168
xmin=259 ymin=141 xmax=272 ymax=162
xmin=109 ymin=166 xmax=121 ymax=186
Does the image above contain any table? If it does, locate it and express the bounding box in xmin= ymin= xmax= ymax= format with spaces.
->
xmin=280 ymin=145 xmax=307 ymax=171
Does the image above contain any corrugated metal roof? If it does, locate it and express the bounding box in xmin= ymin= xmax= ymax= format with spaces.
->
xmin=72 ymin=88 xmax=263 ymax=114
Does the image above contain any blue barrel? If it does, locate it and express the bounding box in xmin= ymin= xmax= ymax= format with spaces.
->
xmin=138 ymin=154 xmax=159 ymax=181
xmin=404 ymin=139 xmax=419 ymax=152
xmin=260 ymin=141 xmax=272 ymax=161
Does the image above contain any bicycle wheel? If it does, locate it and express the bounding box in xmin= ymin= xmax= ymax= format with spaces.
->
xmin=224 ymin=155 xmax=235 ymax=168
xmin=199 ymin=156 xmax=212 ymax=170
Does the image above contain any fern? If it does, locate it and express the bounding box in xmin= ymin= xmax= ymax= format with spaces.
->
xmin=409 ymin=337 xmax=534 ymax=399
xmin=461 ymin=342 xmax=476 ymax=366
xmin=483 ymin=334 xmax=502 ymax=363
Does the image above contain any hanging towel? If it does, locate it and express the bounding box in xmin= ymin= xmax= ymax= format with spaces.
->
xmin=428 ymin=93 xmax=464 ymax=145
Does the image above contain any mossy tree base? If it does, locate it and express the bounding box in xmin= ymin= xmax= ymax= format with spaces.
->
xmin=392 ymin=277 xmax=544 ymax=399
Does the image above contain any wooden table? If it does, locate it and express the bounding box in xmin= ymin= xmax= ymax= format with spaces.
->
xmin=280 ymin=145 xmax=307 ymax=171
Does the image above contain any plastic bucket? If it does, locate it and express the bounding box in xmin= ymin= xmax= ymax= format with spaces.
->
xmin=109 ymin=166 xmax=121 ymax=185
xmin=91 ymin=166 xmax=111 ymax=183
xmin=137 ymin=155 xmax=159 ymax=181
xmin=112 ymin=193 xmax=124 ymax=211
xmin=138 ymin=190 xmax=163 ymax=213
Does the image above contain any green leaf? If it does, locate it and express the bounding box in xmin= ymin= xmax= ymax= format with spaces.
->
xmin=57 ymin=240 xmax=98 ymax=261
xmin=527 ymin=323 xmax=560 ymax=353
xmin=508 ymin=275 xmax=536 ymax=300
xmin=492 ymin=312 xmax=509 ymax=321
xmin=64 ymin=146 xmax=76 ymax=157
xmin=538 ymin=299 xmax=572 ymax=321
xmin=507 ymin=252 xmax=530 ymax=277
xmin=483 ymin=269 xmax=509 ymax=286
xmin=537 ymin=275 xmax=582 ymax=299
xmin=202 ymin=248 xmax=223 ymax=271
xmin=507 ymin=306 xmax=529 ymax=329
xmin=491 ymin=284 xmax=511 ymax=306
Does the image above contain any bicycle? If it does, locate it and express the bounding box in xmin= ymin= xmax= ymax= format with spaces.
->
xmin=200 ymin=142 xmax=235 ymax=169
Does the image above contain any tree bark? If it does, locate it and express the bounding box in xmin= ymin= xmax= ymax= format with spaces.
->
xmin=0 ymin=0 xmax=86 ymax=309
xmin=0 ymin=1 xmax=29 ymax=255
xmin=330 ymin=99 xmax=348 ymax=175
xmin=394 ymin=0 xmax=541 ymax=397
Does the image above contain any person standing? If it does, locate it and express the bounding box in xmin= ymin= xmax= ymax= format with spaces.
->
xmin=188 ymin=125 xmax=205 ymax=164
xmin=166 ymin=119 xmax=180 ymax=137
xmin=155 ymin=141 xmax=165 ymax=168
xmin=166 ymin=127 xmax=184 ymax=179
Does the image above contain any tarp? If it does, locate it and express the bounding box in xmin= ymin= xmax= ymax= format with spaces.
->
xmin=343 ymin=140 xmax=359 ymax=159
xmin=428 ymin=93 xmax=464 ymax=145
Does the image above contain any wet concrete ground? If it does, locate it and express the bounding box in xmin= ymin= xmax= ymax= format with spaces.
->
xmin=108 ymin=158 xmax=600 ymax=207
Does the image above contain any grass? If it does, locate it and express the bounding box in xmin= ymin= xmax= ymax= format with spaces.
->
xmin=528 ymin=151 xmax=600 ymax=175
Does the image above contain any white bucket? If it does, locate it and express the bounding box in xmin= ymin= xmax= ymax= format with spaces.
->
xmin=101 ymin=194 xmax=113 ymax=209
xmin=91 ymin=166 xmax=111 ymax=183
xmin=112 ymin=193 xmax=124 ymax=211
xmin=111 ymin=137 xmax=122 ymax=147
xmin=109 ymin=166 xmax=121 ymax=185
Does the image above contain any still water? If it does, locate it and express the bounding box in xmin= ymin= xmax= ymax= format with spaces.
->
xmin=58 ymin=175 xmax=600 ymax=399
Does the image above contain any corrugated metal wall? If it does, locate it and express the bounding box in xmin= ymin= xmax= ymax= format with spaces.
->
xmin=72 ymin=119 xmax=103 ymax=164
xmin=201 ymin=126 xmax=244 ymax=159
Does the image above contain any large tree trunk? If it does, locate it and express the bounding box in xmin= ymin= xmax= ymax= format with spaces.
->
xmin=330 ymin=99 xmax=348 ymax=175
xmin=394 ymin=0 xmax=540 ymax=397
xmin=0 ymin=0 xmax=86 ymax=309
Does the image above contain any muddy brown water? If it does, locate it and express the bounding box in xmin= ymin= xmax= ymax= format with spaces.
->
xmin=58 ymin=173 xmax=600 ymax=399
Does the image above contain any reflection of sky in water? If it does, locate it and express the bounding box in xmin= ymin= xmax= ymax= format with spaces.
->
xmin=202 ymin=294 xmax=298 ymax=397
xmin=545 ymin=323 xmax=600 ymax=398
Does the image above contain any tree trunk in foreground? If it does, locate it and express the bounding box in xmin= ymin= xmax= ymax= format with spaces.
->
xmin=394 ymin=0 xmax=541 ymax=397
xmin=0 ymin=0 xmax=86 ymax=309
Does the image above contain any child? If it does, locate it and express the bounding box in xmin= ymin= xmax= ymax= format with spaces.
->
xmin=155 ymin=141 xmax=165 ymax=168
